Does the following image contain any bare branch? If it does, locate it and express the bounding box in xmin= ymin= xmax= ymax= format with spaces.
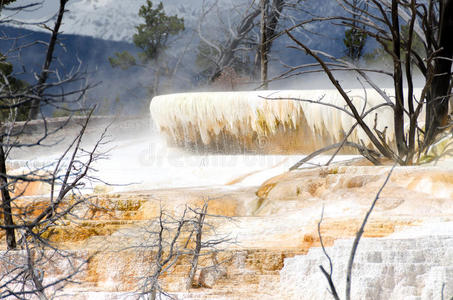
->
xmin=345 ymin=165 xmax=395 ymax=300
xmin=318 ymin=205 xmax=340 ymax=300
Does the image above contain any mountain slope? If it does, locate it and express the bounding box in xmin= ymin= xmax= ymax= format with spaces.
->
xmin=0 ymin=0 xmax=367 ymax=113
xmin=0 ymin=26 xmax=147 ymax=114
xmin=9 ymin=0 xmax=202 ymax=42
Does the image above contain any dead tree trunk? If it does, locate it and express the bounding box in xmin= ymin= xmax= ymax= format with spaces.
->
xmin=209 ymin=8 xmax=261 ymax=82
xmin=260 ymin=0 xmax=269 ymax=89
xmin=186 ymin=202 xmax=208 ymax=290
xmin=28 ymin=0 xmax=68 ymax=120
xmin=425 ymin=0 xmax=453 ymax=145
xmin=391 ymin=0 xmax=408 ymax=157
xmin=0 ymin=136 xmax=16 ymax=250
xmin=256 ymin=0 xmax=285 ymax=87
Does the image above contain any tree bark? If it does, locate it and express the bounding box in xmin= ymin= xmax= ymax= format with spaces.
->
xmin=186 ymin=216 xmax=203 ymax=289
xmin=391 ymin=0 xmax=408 ymax=157
xmin=28 ymin=0 xmax=68 ymax=120
xmin=425 ymin=0 xmax=453 ymax=144
xmin=255 ymin=0 xmax=284 ymax=85
xmin=186 ymin=203 xmax=207 ymax=290
xmin=260 ymin=0 xmax=269 ymax=89
xmin=0 ymin=136 xmax=16 ymax=249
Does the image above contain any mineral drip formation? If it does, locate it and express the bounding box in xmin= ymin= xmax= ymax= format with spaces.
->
xmin=150 ymin=89 xmax=422 ymax=154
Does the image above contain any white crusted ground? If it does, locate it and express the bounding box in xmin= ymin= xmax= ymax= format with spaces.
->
xmin=280 ymin=225 xmax=453 ymax=300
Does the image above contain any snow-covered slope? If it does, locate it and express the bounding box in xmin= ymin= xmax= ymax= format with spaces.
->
xmin=9 ymin=0 xmax=203 ymax=42
xmin=9 ymin=0 xmax=343 ymax=46
xmin=65 ymin=0 xmax=206 ymax=42
xmin=65 ymin=0 xmax=146 ymax=41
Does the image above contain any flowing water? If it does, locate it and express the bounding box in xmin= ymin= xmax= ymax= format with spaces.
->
xmin=87 ymin=133 xmax=357 ymax=192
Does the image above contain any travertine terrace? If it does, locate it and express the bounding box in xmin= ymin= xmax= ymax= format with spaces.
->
xmin=2 ymin=89 xmax=453 ymax=299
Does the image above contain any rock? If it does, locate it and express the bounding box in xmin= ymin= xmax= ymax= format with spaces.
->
xmin=198 ymin=266 xmax=227 ymax=288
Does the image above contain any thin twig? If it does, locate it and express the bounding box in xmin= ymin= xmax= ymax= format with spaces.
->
xmin=345 ymin=164 xmax=396 ymax=300
xmin=318 ymin=205 xmax=340 ymax=300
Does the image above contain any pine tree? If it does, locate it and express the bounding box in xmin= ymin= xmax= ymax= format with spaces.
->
xmin=109 ymin=1 xmax=184 ymax=71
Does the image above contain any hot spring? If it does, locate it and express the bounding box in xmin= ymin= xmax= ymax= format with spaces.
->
xmin=11 ymin=88 xmax=423 ymax=193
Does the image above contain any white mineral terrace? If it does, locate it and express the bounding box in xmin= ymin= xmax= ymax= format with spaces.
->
xmin=4 ymin=89 xmax=453 ymax=299
xmin=281 ymin=233 xmax=453 ymax=300
xmin=150 ymin=89 xmax=423 ymax=153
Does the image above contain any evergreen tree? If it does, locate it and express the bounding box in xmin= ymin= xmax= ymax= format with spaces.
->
xmin=343 ymin=0 xmax=367 ymax=61
xmin=343 ymin=28 xmax=367 ymax=61
xmin=109 ymin=1 xmax=184 ymax=96
xmin=0 ymin=0 xmax=30 ymax=121
xmin=0 ymin=0 xmax=16 ymax=8
xmin=364 ymin=24 xmax=426 ymax=67
xmin=0 ymin=55 xmax=29 ymax=121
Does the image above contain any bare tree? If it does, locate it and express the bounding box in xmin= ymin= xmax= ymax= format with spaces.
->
xmin=0 ymin=1 xmax=108 ymax=298
xmin=424 ymin=0 xmax=453 ymax=145
xmin=185 ymin=200 xmax=232 ymax=290
xmin=133 ymin=199 xmax=231 ymax=299
xmin=281 ymin=0 xmax=453 ymax=165
xmin=197 ymin=0 xmax=261 ymax=83
xmin=27 ymin=0 xmax=69 ymax=120
xmin=0 ymin=0 xmax=99 ymax=248
xmin=0 ymin=112 xmax=108 ymax=299
xmin=317 ymin=165 xmax=395 ymax=300
xmin=185 ymin=202 xmax=208 ymax=290
xmin=137 ymin=207 xmax=190 ymax=300
xmin=258 ymin=0 xmax=286 ymax=88
xmin=197 ymin=0 xmax=291 ymax=86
